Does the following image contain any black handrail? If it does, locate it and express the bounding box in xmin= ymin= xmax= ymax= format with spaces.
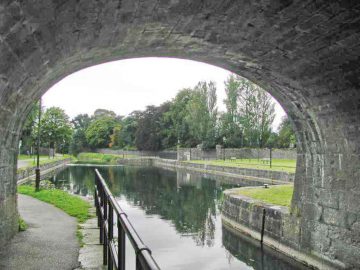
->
xmin=94 ymin=169 xmax=161 ymax=270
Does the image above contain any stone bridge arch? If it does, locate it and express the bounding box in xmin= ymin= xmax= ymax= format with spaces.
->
xmin=0 ymin=1 xmax=359 ymax=268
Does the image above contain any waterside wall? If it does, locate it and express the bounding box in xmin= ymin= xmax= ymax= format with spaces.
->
xmin=221 ymin=188 xmax=342 ymax=270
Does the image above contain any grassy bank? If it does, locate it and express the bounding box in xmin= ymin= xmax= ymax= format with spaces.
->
xmin=187 ymin=158 xmax=296 ymax=173
xmin=18 ymin=184 xmax=92 ymax=246
xmin=17 ymin=154 xmax=72 ymax=169
xmin=18 ymin=185 xmax=91 ymax=223
xmin=234 ymin=185 xmax=294 ymax=207
xmin=77 ymin=152 xmax=136 ymax=164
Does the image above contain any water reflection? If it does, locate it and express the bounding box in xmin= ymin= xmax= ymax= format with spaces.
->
xmin=222 ymin=225 xmax=309 ymax=270
xmin=50 ymin=165 xmax=308 ymax=270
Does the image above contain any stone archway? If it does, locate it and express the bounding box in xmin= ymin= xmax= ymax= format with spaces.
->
xmin=0 ymin=1 xmax=359 ymax=268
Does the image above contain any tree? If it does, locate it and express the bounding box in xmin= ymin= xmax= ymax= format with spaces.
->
xmin=109 ymin=125 xmax=122 ymax=148
xmin=166 ymin=89 xmax=194 ymax=147
xmin=37 ymin=107 xmax=73 ymax=154
xmin=93 ymin=109 xmax=117 ymax=119
xmin=135 ymin=105 xmax=167 ymax=151
xmin=276 ymin=116 xmax=296 ymax=148
xmin=70 ymin=114 xmax=91 ymax=155
xmin=85 ymin=116 xmax=119 ymax=148
xmin=221 ymin=75 xmax=243 ymax=147
xmin=186 ymin=81 xmax=218 ymax=149
xmin=20 ymin=101 xmax=40 ymax=154
xmin=119 ymin=111 xmax=142 ymax=149
xmin=237 ymin=77 xmax=275 ymax=148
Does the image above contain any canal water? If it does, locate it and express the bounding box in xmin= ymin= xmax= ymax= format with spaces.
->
xmin=50 ymin=165 xmax=309 ymax=270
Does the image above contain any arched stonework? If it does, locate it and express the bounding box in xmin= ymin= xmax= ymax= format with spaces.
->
xmin=0 ymin=1 xmax=359 ymax=268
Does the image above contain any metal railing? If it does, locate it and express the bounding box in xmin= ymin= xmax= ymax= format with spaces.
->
xmin=94 ymin=169 xmax=161 ymax=270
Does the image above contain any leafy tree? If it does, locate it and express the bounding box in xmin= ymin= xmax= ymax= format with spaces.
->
xmin=93 ymin=109 xmax=116 ymax=119
xmin=237 ymin=77 xmax=275 ymax=148
xmin=85 ymin=116 xmax=119 ymax=148
xmin=166 ymin=89 xmax=194 ymax=147
xmin=70 ymin=114 xmax=91 ymax=155
xmin=119 ymin=111 xmax=142 ymax=149
xmin=221 ymin=75 xmax=243 ymax=147
xmin=36 ymin=107 xmax=73 ymax=154
xmin=109 ymin=125 xmax=122 ymax=148
xmin=135 ymin=105 xmax=168 ymax=151
xmin=276 ymin=116 xmax=296 ymax=148
xmin=20 ymin=101 xmax=40 ymax=154
xmin=186 ymin=81 xmax=218 ymax=149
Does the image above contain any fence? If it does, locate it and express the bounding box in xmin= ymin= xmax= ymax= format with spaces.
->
xmin=94 ymin=169 xmax=160 ymax=270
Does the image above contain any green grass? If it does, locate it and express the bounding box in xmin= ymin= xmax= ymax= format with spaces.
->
xmin=186 ymin=158 xmax=296 ymax=173
xmin=18 ymin=154 xmax=49 ymax=160
xmin=18 ymin=185 xmax=91 ymax=223
xmin=18 ymin=217 xmax=28 ymax=231
xmin=32 ymin=155 xmax=72 ymax=166
xmin=235 ymin=185 xmax=294 ymax=207
xmin=77 ymin=152 xmax=136 ymax=164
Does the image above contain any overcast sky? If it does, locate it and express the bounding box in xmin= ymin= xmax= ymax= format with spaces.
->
xmin=43 ymin=57 xmax=286 ymax=130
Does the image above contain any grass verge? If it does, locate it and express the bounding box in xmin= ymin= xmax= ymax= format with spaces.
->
xmin=186 ymin=158 xmax=296 ymax=173
xmin=234 ymin=185 xmax=294 ymax=207
xmin=77 ymin=152 xmax=136 ymax=164
xmin=18 ymin=184 xmax=92 ymax=246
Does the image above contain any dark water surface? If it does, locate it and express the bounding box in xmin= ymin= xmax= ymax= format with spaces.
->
xmin=51 ymin=165 xmax=308 ymax=270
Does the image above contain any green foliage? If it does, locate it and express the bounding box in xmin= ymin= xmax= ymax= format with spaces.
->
xmin=221 ymin=75 xmax=243 ymax=147
xmin=186 ymin=81 xmax=218 ymax=149
xmin=276 ymin=116 xmax=296 ymax=148
xmin=20 ymin=76 xmax=294 ymax=154
xmin=20 ymin=102 xmax=40 ymax=153
xmin=135 ymin=104 xmax=172 ymax=151
xmin=34 ymin=107 xmax=73 ymax=154
xmin=18 ymin=217 xmax=28 ymax=231
xmin=166 ymin=89 xmax=194 ymax=147
xmin=237 ymin=77 xmax=275 ymax=147
xmin=77 ymin=152 xmax=135 ymax=164
xmin=109 ymin=125 xmax=122 ymax=148
xmin=18 ymin=185 xmax=91 ymax=223
xmin=234 ymin=185 xmax=294 ymax=207
xmin=85 ymin=116 xmax=119 ymax=148
xmin=118 ymin=111 xmax=141 ymax=148
xmin=70 ymin=114 xmax=91 ymax=155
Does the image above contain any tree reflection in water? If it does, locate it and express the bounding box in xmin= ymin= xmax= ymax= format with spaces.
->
xmin=50 ymin=165 xmax=309 ymax=269
xmin=51 ymin=165 xmax=232 ymax=247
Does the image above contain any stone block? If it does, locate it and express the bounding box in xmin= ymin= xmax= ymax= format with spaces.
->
xmin=322 ymin=208 xmax=347 ymax=227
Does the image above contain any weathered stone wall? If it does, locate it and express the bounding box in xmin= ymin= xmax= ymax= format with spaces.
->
xmin=97 ymin=148 xmax=177 ymax=160
xmin=0 ymin=0 xmax=359 ymax=267
xmin=116 ymin=157 xmax=153 ymax=167
xmin=222 ymin=189 xmax=340 ymax=269
xmin=173 ymin=160 xmax=294 ymax=182
xmin=177 ymin=147 xmax=296 ymax=161
xmin=16 ymin=158 xmax=72 ymax=183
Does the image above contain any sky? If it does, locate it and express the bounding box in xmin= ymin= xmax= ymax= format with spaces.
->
xmin=43 ymin=57 xmax=286 ymax=130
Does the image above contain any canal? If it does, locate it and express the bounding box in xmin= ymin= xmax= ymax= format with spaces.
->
xmin=50 ymin=165 xmax=309 ymax=270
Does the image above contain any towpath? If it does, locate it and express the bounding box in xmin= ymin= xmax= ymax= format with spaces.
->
xmin=0 ymin=194 xmax=79 ymax=270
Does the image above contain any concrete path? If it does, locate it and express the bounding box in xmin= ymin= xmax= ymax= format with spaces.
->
xmin=17 ymin=159 xmax=32 ymax=169
xmin=17 ymin=157 xmax=49 ymax=169
xmin=0 ymin=194 xmax=80 ymax=270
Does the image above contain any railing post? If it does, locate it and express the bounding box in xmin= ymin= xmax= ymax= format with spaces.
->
xmin=136 ymin=256 xmax=141 ymax=270
xmin=99 ymin=181 xmax=104 ymax=245
xmin=103 ymin=195 xmax=108 ymax=265
xmin=118 ymin=217 xmax=126 ymax=270
xmin=94 ymin=169 xmax=160 ymax=270
xmin=108 ymin=203 xmax=113 ymax=270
